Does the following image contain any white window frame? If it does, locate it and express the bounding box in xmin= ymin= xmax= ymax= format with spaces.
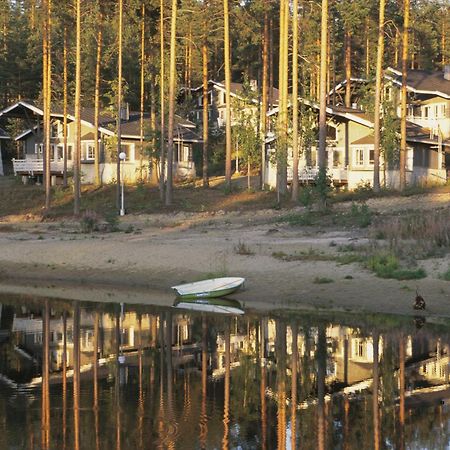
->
xmin=406 ymin=147 xmax=413 ymax=171
xmin=354 ymin=148 xmax=364 ymax=166
xmin=35 ymin=143 xmax=43 ymax=155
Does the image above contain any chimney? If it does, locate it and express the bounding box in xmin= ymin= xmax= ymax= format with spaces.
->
xmin=444 ymin=65 xmax=450 ymax=81
xmin=120 ymin=103 xmax=130 ymax=121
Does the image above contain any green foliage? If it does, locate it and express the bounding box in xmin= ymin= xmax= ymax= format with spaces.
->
xmin=366 ymin=253 xmax=426 ymax=280
xmin=381 ymin=101 xmax=400 ymax=169
xmin=313 ymin=168 xmax=333 ymax=208
xmin=350 ymin=202 xmax=372 ymax=228
xmin=438 ymin=268 xmax=450 ymax=281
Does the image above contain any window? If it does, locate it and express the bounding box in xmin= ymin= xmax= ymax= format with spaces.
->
xmin=67 ymin=145 xmax=73 ymax=161
xmin=355 ymin=148 xmax=364 ymax=166
xmin=333 ymin=150 xmax=342 ymax=168
xmin=326 ymin=125 xmax=337 ymax=141
xmin=423 ymin=106 xmax=430 ymax=119
xmin=406 ymin=147 xmax=413 ymax=171
xmin=86 ymin=143 xmax=95 ymax=160
xmin=120 ymin=144 xmax=134 ymax=161
xmin=35 ymin=144 xmax=43 ymax=155
xmin=56 ymin=145 xmax=64 ymax=161
xmin=369 ymin=149 xmax=375 ymax=165
xmin=178 ymin=145 xmax=191 ymax=163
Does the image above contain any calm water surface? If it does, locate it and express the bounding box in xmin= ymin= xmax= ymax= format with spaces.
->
xmin=0 ymin=292 xmax=449 ymax=449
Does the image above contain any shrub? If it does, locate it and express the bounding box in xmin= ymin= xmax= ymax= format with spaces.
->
xmin=313 ymin=276 xmax=334 ymax=284
xmin=80 ymin=210 xmax=100 ymax=233
xmin=312 ymin=168 xmax=333 ymax=208
xmin=438 ymin=267 xmax=450 ymax=281
xmin=350 ymin=202 xmax=372 ymax=228
xmin=298 ymin=186 xmax=314 ymax=208
xmin=234 ymin=240 xmax=254 ymax=255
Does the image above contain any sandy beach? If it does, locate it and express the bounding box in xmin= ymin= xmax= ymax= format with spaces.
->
xmin=1 ymin=192 xmax=450 ymax=317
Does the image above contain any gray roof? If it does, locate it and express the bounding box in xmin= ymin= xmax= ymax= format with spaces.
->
xmin=386 ymin=68 xmax=450 ymax=98
xmin=0 ymin=101 xmax=201 ymax=143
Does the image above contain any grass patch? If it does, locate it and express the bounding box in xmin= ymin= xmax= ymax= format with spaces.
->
xmin=438 ymin=267 xmax=450 ymax=281
xmin=313 ymin=277 xmax=334 ymax=284
xmin=272 ymin=248 xmax=335 ymax=262
xmin=234 ymin=240 xmax=254 ymax=256
xmin=366 ymin=253 xmax=426 ymax=280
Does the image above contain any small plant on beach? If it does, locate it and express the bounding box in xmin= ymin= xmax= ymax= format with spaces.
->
xmin=104 ymin=211 xmax=120 ymax=232
xmin=313 ymin=276 xmax=334 ymax=284
xmin=80 ymin=210 xmax=100 ymax=233
xmin=298 ymin=186 xmax=314 ymax=208
xmin=312 ymin=168 xmax=333 ymax=209
xmin=234 ymin=240 xmax=254 ymax=255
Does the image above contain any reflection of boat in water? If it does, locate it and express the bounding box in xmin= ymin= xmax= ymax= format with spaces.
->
xmin=171 ymin=277 xmax=245 ymax=300
xmin=173 ymin=297 xmax=245 ymax=315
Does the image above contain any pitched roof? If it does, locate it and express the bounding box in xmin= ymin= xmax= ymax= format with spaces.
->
xmin=0 ymin=101 xmax=201 ymax=143
xmin=386 ymin=67 xmax=450 ymax=99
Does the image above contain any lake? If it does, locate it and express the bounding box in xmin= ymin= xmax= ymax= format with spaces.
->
xmin=0 ymin=291 xmax=448 ymax=449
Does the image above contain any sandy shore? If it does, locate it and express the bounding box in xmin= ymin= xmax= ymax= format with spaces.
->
xmin=1 ymin=194 xmax=450 ymax=317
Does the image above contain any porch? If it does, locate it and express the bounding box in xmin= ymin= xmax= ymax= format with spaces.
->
xmin=12 ymin=159 xmax=73 ymax=176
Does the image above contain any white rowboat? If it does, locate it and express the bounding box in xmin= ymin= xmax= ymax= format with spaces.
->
xmin=171 ymin=277 xmax=245 ymax=299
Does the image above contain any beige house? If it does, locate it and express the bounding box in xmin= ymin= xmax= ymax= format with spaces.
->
xmin=0 ymin=101 xmax=202 ymax=185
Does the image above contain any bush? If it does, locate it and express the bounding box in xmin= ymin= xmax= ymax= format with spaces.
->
xmin=350 ymin=202 xmax=372 ymax=228
xmin=313 ymin=168 xmax=333 ymax=208
xmin=80 ymin=210 xmax=100 ymax=233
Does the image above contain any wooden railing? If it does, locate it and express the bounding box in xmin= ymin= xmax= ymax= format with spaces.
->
xmin=12 ymin=159 xmax=72 ymax=175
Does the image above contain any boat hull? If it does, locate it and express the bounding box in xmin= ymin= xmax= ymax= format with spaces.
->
xmin=171 ymin=277 xmax=245 ymax=300
xmin=174 ymin=297 xmax=244 ymax=315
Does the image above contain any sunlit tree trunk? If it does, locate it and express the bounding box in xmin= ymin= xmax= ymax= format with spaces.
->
xmin=399 ymin=0 xmax=410 ymax=191
xmin=116 ymin=0 xmax=123 ymax=211
xmin=373 ymin=0 xmax=386 ymax=192
xmin=115 ymin=310 xmax=121 ymax=450
xmin=318 ymin=0 xmax=328 ymax=169
xmin=345 ymin=30 xmax=351 ymax=108
xmin=138 ymin=315 xmax=144 ymax=449
xmin=291 ymin=0 xmax=299 ymax=201
xmin=94 ymin=5 xmax=103 ymax=187
xmin=165 ymin=0 xmax=178 ymax=205
xmin=260 ymin=1 xmax=269 ymax=190
xmin=74 ymin=0 xmax=82 ymax=215
xmin=139 ymin=3 xmax=145 ymax=183
xmin=159 ymin=0 xmax=166 ymax=200
xmin=202 ymin=32 xmax=209 ymax=188
xmin=63 ymin=27 xmax=68 ymax=188
xmin=224 ymin=0 xmax=232 ymax=190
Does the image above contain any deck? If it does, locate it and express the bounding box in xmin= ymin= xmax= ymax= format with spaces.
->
xmin=12 ymin=159 xmax=72 ymax=176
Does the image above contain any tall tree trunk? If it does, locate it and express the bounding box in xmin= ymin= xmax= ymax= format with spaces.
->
xmin=116 ymin=0 xmax=123 ymax=211
xmin=291 ymin=0 xmax=299 ymax=201
xmin=318 ymin=0 xmax=329 ymax=169
xmin=372 ymin=331 xmax=380 ymax=450
xmin=276 ymin=0 xmax=289 ymax=200
xmin=74 ymin=0 xmax=82 ymax=215
xmin=260 ymin=319 xmax=267 ymax=450
xmin=345 ymin=30 xmax=351 ymax=108
xmin=63 ymin=27 xmax=68 ymax=188
xmin=276 ymin=320 xmax=287 ymax=449
xmin=365 ymin=17 xmax=370 ymax=77
xmin=260 ymin=2 xmax=269 ymax=190
xmin=373 ymin=0 xmax=386 ymax=192
xmin=202 ymin=31 xmax=209 ymax=188
xmin=43 ymin=0 xmax=51 ymax=210
xmin=224 ymin=0 xmax=232 ymax=190
xmin=399 ymin=0 xmax=410 ymax=191
xmin=159 ymin=0 xmax=166 ymax=200
xmin=94 ymin=6 xmax=103 ymax=187
xmin=165 ymin=0 xmax=178 ymax=205
xmin=62 ymin=311 xmax=67 ymax=448
xmin=139 ymin=3 xmax=145 ymax=183
xmin=200 ymin=316 xmax=208 ymax=448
